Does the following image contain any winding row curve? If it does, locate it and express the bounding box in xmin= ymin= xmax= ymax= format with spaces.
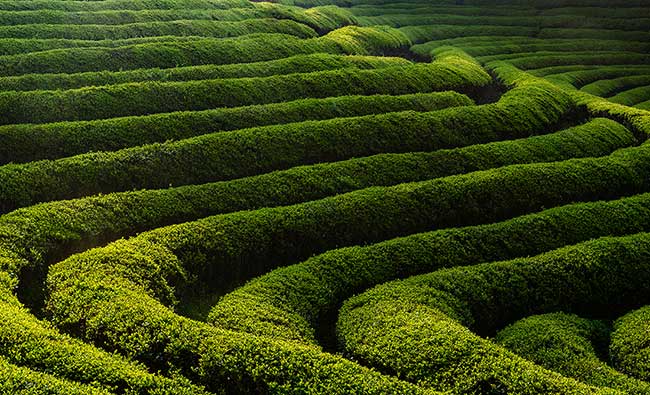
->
xmin=1 ymin=0 xmax=650 ymax=393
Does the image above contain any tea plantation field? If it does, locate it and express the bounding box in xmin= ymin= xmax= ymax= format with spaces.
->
xmin=1 ymin=0 xmax=650 ymax=393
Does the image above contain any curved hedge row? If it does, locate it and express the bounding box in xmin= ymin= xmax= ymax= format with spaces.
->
xmin=0 ymin=75 xmax=573 ymax=213
xmin=350 ymin=5 xmax=537 ymax=17
xmin=0 ymin=53 xmax=409 ymax=92
xmin=0 ymin=60 xmax=489 ymax=124
xmin=208 ymin=186 xmax=650 ymax=344
xmin=637 ymin=100 xmax=650 ymax=110
xmin=0 ymin=354 xmax=107 ymax=395
xmin=609 ymin=85 xmax=650 ymax=107
xmin=0 ymin=290 xmax=212 ymax=395
xmin=610 ymin=306 xmax=650 ymax=381
xmin=411 ymin=38 xmax=650 ymax=60
xmin=357 ymin=13 xmax=650 ymax=31
xmin=0 ymin=0 xmax=252 ymax=12
xmin=0 ymin=36 xmax=206 ymax=56
xmin=452 ymin=40 xmax=650 ymax=59
xmin=39 ymin=250 xmax=436 ymax=394
xmin=0 ymin=8 xmax=270 ymax=26
xmin=496 ymin=313 xmax=650 ymax=393
xmin=0 ymin=4 xmax=355 ymax=31
xmin=581 ymin=75 xmax=650 ymax=98
xmin=40 ymin=147 xmax=650 ymax=394
xmin=0 ymin=91 xmax=465 ymax=164
xmin=539 ymin=28 xmax=650 ymax=42
xmin=337 ymin=231 xmax=650 ymax=394
xmin=480 ymin=51 xmax=650 ymax=70
xmin=0 ymin=26 xmax=411 ymax=76
xmin=400 ymin=24 xmax=536 ymax=43
xmin=540 ymin=6 xmax=650 ymax=18
xmin=0 ymin=19 xmax=318 ymax=41
xmin=0 ymin=117 xmax=627 ymax=311
xmin=540 ymin=66 xmax=650 ymax=89
xmin=46 ymin=137 xmax=650 ymax=344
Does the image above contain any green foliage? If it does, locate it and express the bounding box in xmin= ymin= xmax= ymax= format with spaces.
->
xmin=337 ymin=231 xmax=650 ymax=394
xmin=211 ymin=191 xmax=650 ymax=344
xmin=0 ymin=18 xmax=318 ymax=40
xmin=0 ymin=3 xmax=355 ymax=32
xmin=0 ymin=355 xmax=108 ymax=395
xmin=0 ymin=75 xmax=575 ymax=213
xmin=0 ymin=26 xmax=409 ymax=76
xmin=0 ymin=292 xmax=210 ymax=394
xmin=0 ymin=60 xmax=487 ymax=124
xmin=0 ymin=53 xmax=410 ymax=92
xmin=610 ymin=306 xmax=650 ymax=381
xmin=497 ymin=313 xmax=650 ymax=393
xmin=0 ymin=117 xmax=628 ymax=314
xmin=0 ymin=90 xmax=464 ymax=164
xmin=581 ymin=75 xmax=650 ymax=98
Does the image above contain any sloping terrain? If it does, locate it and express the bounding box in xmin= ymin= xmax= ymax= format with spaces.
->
xmin=0 ymin=0 xmax=649 ymax=394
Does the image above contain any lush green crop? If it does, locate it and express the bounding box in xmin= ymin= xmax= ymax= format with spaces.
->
xmin=0 ymin=76 xmax=576 ymax=213
xmin=497 ymin=313 xmax=650 ymax=393
xmin=0 ymin=91 xmax=465 ymax=164
xmin=0 ymin=26 xmax=410 ymax=76
xmin=338 ymin=231 xmax=650 ymax=394
xmin=0 ymin=19 xmax=319 ymax=40
xmin=2 ymin=1 xmax=650 ymax=393
xmin=0 ymin=60 xmax=488 ymax=124
xmin=610 ymin=306 xmax=650 ymax=381
xmin=0 ymin=53 xmax=410 ymax=91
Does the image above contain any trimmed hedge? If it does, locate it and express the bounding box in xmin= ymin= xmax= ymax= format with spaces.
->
xmin=400 ymin=24 xmax=536 ymax=43
xmin=410 ymin=38 xmax=650 ymax=59
xmin=43 ymin=148 xmax=650 ymax=394
xmin=0 ymin=354 xmax=108 ymax=395
xmin=42 ymin=252 xmax=436 ymax=394
xmin=540 ymin=6 xmax=650 ymax=18
xmin=0 ymin=291 xmax=212 ymax=395
xmin=454 ymin=40 xmax=650 ymax=59
xmin=610 ymin=306 xmax=650 ymax=381
xmin=0 ymin=91 xmax=466 ymax=164
xmin=357 ymin=13 xmax=649 ymax=31
xmin=0 ymin=60 xmax=489 ymax=124
xmin=539 ymin=28 xmax=650 ymax=42
xmin=479 ymin=51 xmax=650 ymax=70
xmin=0 ymin=19 xmax=318 ymax=40
xmin=0 ymin=36 xmax=203 ymax=56
xmin=45 ymin=134 xmax=650 ymax=342
xmin=0 ymin=76 xmax=576 ymax=213
xmin=7 ymin=87 xmax=461 ymax=148
xmin=208 ymin=188 xmax=650 ymax=344
xmin=9 ymin=53 xmax=412 ymax=91
xmin=0 ymin=26 xmax=411 ymax=76
xmin=0 ymin=117 xmax=627 ymax=310
xmin=497 ymin=313 xmax=650 ymax=393
xmin=608 ymin=85 xmax=650 ymax=107
xmin=0 ymin=4 xmax=355 ymax=32
xmin=542 ymin=67 xmax=650 ymax=89
xmin=487 ymin=62 xmax=650 ymax=141
xmin=350 ymin=5 xmax=536 ymax=17
xmin=0 ymin=53 xmax=411 ymax=92
xmin=581 ymin=75 xmax=650 ymax=98
xmin=0 ymin=0 xmax=252 ymax=12
xmin=337 ymin=231 xmax=650 ymax=394
xmin=637 ymin=100 xmax=650 ymax=110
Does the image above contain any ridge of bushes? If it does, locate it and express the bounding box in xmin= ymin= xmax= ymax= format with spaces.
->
xmin=496 ymin=313 xmax=650 ymax=393
xmin=337 ymin=231 xmax=650 ymax=394
xmin=0 ymin=60 xmax=488 ymax=124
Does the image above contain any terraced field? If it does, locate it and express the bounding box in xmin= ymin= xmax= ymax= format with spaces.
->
xmin=1 ymin=0 xmax=650 ymax=394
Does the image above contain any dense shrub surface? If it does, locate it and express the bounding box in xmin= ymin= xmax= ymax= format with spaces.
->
xmin=2 ymin=0 xmax=650 ymax=393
